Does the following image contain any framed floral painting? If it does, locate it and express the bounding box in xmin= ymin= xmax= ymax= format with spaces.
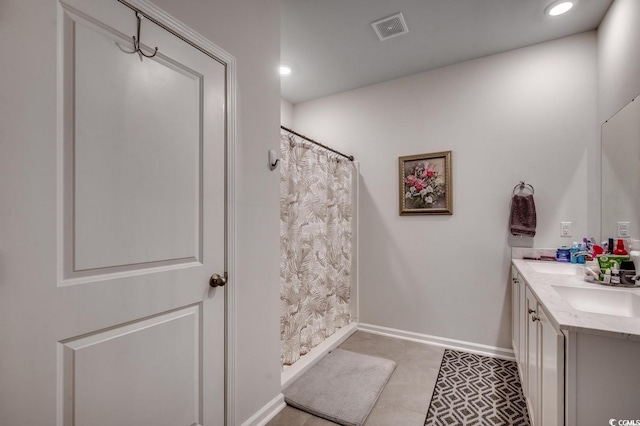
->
xmin=399 ymin=151 xmax=452 ymax=215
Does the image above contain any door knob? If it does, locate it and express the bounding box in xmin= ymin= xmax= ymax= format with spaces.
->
xmin=210 ymin=273 xmax=227 ymax=287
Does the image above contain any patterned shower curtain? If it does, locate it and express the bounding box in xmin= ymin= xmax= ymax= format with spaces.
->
xmin=280 ymin=133 xmax=353 ymax=366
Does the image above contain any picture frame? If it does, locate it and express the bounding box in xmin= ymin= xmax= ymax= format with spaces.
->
xmin=399 ymin=151 xmax=452 ymax=215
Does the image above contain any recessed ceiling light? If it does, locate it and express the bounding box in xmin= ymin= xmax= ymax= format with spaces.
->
xmin=545 ymin=0 xmax=577 ymax=16
xmin=279 ymin=65 xmax=292 ymax=75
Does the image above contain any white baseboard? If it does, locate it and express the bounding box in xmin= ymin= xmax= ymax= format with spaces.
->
xmin=240 ymin=393 xmax=286 ymax=426
xmin=358 ymin=323 xmax=515 ymax=361
xmin=281 ymin=322 xmax=358 ymax=389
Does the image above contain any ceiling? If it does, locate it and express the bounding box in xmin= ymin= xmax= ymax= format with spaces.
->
xmin=280 ymin=0 xmax=613 ymax=104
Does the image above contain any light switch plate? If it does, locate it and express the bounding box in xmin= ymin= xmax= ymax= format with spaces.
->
xmin=561 ymin=222 xmax=572 ymax=237
xmin=618 ymin=221 xmax=630 ymax=238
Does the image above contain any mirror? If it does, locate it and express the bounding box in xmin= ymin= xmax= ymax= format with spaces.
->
xmin=601 ymin=97 xmax=640 ymax=241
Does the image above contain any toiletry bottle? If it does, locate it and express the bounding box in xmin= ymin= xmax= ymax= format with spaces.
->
xmin=578 ymin=242 xmax=586 ymax=264
xmin=584 ymin=258 xmax=600 ymax=282
xmin=613 ymin=239 xmax=629 ymax=256
xmin=611 ymin=264 xmax=621 ymax=285
xmin=570 ymin=242 xmax=579 ymax=264
xmin=593 ymin=245 xmax=605 ymax=256
xmin=603 ymin=268 xmax=611 ymax=284
xmin=608 ymin=238 xmax=614 ymax=254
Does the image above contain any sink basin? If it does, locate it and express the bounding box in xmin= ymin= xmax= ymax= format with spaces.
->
xmin=551 ymin=285 xmax=640 ymax=318
xmin=527 ymin=261 xmax=580 ymax=275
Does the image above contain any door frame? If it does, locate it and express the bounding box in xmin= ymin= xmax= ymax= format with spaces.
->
xmin=56 ymin=0 xmax=238 ymax=422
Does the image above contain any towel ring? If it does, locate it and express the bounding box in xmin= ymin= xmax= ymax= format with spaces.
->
xmin=512 ymin=181 xmax=534 ymax=195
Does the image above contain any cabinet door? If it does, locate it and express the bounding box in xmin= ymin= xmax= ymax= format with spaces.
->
xmin=511 ymin=267 xmax=520 ymax=359
xmin=526 ymin=287 xmax=540 ymax=425
xmin=538 ymin=307 xmax=564 ymax=426
xmin=518 ymin=274 xmax=527 ymax=388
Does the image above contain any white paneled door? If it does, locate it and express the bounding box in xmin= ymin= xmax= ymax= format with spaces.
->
xmin=1 ymin=1 xmax=228 ymax=425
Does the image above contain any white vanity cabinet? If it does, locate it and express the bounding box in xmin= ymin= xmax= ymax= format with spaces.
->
xmin=511 ymin=267 xmax=521 ymax=369
xmin=537 ymin=306 xmax=564 ymax=426
xmin=513 ymin=259 xmax=640 ymax=425
xmin=512 ymin=269 xmax=564 ymax=426
xmin=511 ymin=266 xmax=527 ymax=387
xmin=525 ymin=287 xmax=539 ymax=425
xmin=564 ymin=331 xmax=640 ymax=425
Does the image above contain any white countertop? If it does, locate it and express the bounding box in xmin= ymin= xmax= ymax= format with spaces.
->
xmin=512 ymin=259 xmax=640 ymax=341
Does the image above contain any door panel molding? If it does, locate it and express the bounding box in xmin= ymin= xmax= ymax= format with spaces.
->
xmin=58 ymin=305 xmax=202 ymax=426
xmin=58 ymin=4 xmax=206 ymax=283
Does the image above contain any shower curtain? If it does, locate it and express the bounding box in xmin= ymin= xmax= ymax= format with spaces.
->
xmin=280 ymin=133 xmax=353 ymax=366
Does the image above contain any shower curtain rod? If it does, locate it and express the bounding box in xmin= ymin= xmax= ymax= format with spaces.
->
xmin=281 ymin=126 xmax=355 ymax=161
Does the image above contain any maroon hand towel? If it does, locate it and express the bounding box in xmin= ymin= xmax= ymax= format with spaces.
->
xmin=510 ymin=194 xmax=536 ymax=237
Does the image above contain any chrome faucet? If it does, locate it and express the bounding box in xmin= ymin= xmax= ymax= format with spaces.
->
xmin=571 ymin=251 xmax=592 ymax=261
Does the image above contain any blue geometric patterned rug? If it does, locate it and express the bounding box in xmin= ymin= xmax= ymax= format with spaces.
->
xmin=424 ymin=349 xmax=530 ymax=425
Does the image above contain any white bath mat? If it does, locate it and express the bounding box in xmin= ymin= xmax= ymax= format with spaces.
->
xmin=283 ymin=349 xmax=396 ymax=426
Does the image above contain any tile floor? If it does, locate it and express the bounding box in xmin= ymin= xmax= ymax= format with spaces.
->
xmin=267 ymin=331 xmax=446 ymax=426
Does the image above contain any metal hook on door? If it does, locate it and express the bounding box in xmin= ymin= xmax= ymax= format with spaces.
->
xmin=116 ymin=11 xmax=159 ymax=61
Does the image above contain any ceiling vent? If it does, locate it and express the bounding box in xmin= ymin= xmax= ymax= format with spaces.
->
xmin=371 ymin=12 xmax=409 ymax=41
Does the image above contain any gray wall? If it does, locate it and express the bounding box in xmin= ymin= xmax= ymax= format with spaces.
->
xmin=292 ymin=32 xmax=597 ymax=350
xmin=281 ymin=99 xmax=294 ymax=128
xmin=598 ymin=0 xmax=640 ymax=124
